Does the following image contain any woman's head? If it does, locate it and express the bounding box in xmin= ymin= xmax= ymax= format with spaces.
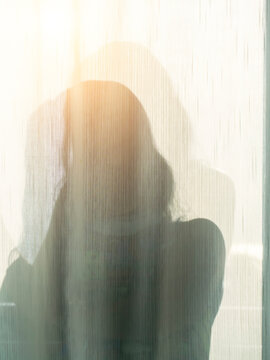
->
xmin=66 ymin=81 xmax=173 ymax=220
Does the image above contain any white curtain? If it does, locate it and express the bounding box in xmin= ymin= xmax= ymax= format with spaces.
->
xmin=0 ymin=1 xmax=264 ymax=359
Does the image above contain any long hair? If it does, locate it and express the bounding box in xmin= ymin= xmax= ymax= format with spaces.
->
xmin=18 ymin=80 xmax=174 ymax=263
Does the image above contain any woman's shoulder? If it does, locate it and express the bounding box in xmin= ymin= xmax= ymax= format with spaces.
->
xmin=170 ymin=218 xmax=224 ymax=249
xmin=0 ymin=256 xmax=32 ymax=304
xmin=163 ymin=218 xmax=226 ymax=270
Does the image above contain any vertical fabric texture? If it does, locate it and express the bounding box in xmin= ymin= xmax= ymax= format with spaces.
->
xmin=0 ymin=1 xmax=263 ymax=359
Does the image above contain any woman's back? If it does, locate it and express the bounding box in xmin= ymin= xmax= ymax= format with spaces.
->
xmin=0 ymin=210 xmax=225 ymax=359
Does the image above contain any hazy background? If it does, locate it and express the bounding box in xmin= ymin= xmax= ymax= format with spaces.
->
xmin=0 ymin=0 xmax=264 ymax=358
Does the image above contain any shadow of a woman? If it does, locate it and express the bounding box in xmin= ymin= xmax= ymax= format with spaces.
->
xmin=0 ymin=80 xmax=225 ymax=360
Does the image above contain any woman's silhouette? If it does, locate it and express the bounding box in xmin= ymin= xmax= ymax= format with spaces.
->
xmin=0 ymin=81 xmax=225 ymax=359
